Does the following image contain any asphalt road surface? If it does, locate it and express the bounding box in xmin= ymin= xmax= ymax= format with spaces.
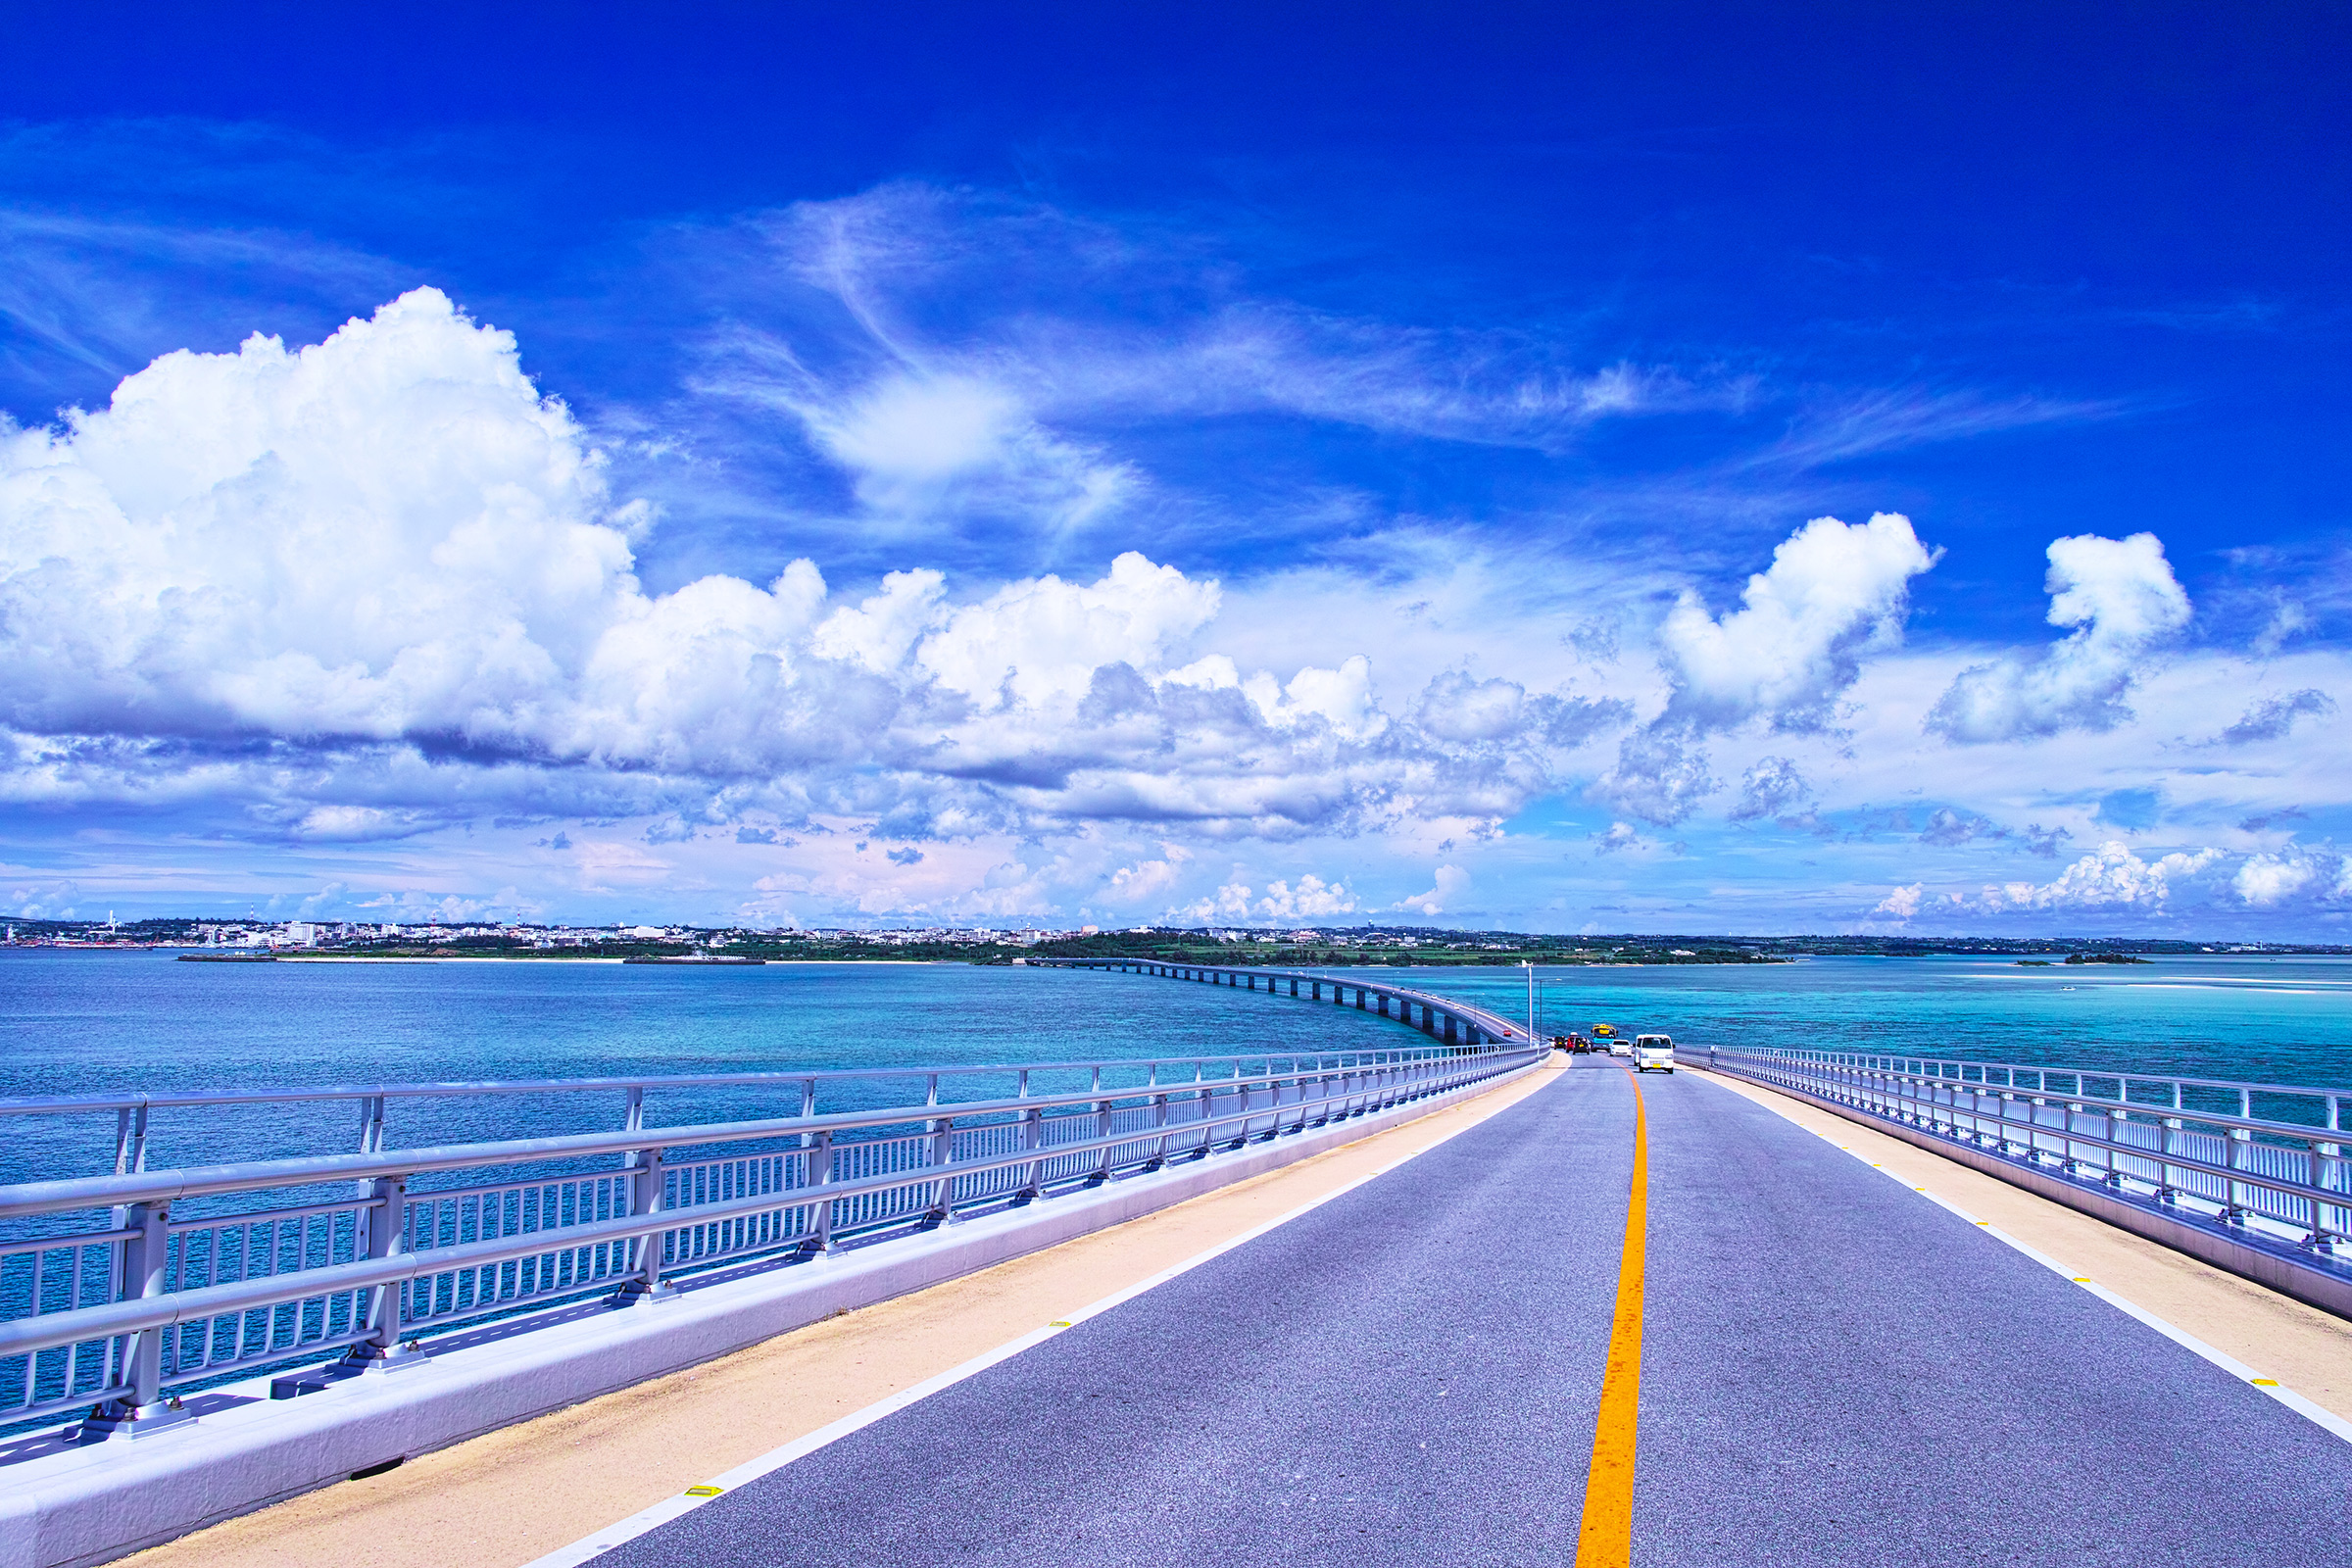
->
xmin=595 ymin=1063 xmax=2352 ymax=1567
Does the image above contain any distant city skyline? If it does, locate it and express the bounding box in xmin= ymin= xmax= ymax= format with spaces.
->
xmin=1 ymin=4 xmax=2346 ymax=936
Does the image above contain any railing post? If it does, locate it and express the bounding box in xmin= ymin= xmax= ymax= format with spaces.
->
xmin=2106 ymin=1108 xmax=2132 ymax=1191
xmin=125 ymin=1200 xmax=168 ymax=1409
xmin=808 ymin=1130 xmax=837 ymax=1250
xmin=354 ymin=1173 xmax=416 ymax=1349
xmin=1019 ymin=1102 xmax=1043 ymax=1198
xmin=81 ymin=1199 xmax=192 ymax=1437
xmin=2225 ymin=1127 xmax=2253 ymax=1224
xmin=104 ymin=1102 xmax=150 ymax=1342
xmin=2310 ymin=1142 xmax=2341 ymax=1250
xmin=2159 ymin=1117 xmax=2184 ymax=1205
xmin=928 ymin=1112 xmax=959 ymax=1224
xmin=2060 ymin=1102 xmax=2088 ymax=1177
xmin=619 ymin=1150 xmax=671 ymax=1298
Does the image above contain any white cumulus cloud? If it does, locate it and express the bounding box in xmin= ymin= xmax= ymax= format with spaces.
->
xmin=0 ymin=287 xmax=865 ymax=774
xmin=1660 ymin=513 xmax=1936 ymax=733
xmin=1257 ymin=873 xmax=1356 ymax=920
xmin=1394 ymin=864 xmax=1470 ymax=914
xmin=916 ymin=551 xmax=1220 ymax=710
xmin=1179 ymin=880 xmax=1254 ymax=921
xmin=1971 ymin=840 xmax=2223 ymax=911
xmin=1104 ymin=844 xmax=1191 ymax=903
xmin=0 ymin=290 xmax=1619 ymax=851
xmin=1730 ymin=756 xmax=1811 ymax=821
xmin=1930 ymin=532 xmax=2192 ymax=743
xmin=1872 ymin=883 xmax=1924 ymax=920
xmin=2233 ymin=852 xmax=2321 ymax=907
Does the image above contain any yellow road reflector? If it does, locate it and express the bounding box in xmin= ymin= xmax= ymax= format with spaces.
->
xmin=2253 ymin=1378 xmax=2280 ymax=1387
xmin=2071 ymin=1277 xmax=2092 ymax=1284
xmin=684 ymin=1486 xmax=723 ymax=1497
xmin=1048 ymin=1320 xmax=1073 ymax=1328
xmin=1975 ymin=1220 xmax=1990 ymax=1226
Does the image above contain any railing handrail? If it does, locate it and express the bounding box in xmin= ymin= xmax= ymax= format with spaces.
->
xmin=1716 ymin=1042 xmax=2349 ymax=1106
xmin=1700 ymin=1044 xmax=2352 ymax=1258
xmin=0 ymin=1042 xmax=1453 ymax=1120
xmin=0 ymin=1043 xmax=1543 ymax=1374
xmin=0 ymin=1045 xmax=1523 ymax=1224
xmin=1710 ymin=1046 xmax=2347 ymax=1141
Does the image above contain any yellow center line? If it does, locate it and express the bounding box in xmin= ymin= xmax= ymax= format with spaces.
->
xmin=1575 ymin=1066 xmax=1648 ymax=1568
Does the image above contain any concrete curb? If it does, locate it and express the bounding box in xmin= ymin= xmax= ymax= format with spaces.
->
xmin=0 ymin=1059 xmax=1541 ymax=1568
xmin=1704 ymin=1064 xmax=2352 ymax=1322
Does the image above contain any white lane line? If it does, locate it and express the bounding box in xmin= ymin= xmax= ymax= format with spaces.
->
xmin=519 ymin=1116 xmax=1503 ymax=1566
xmin=1821 ymin=1135 xmax=2352 ymax=1447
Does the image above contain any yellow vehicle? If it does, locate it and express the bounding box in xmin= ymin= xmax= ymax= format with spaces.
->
xmin=1591 ymin=1023 xmax=1617 ymax=1038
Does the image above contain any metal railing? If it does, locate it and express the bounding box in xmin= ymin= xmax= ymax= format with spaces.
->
xmin=0 ymin=1044 xmax=1503 ymax=1181
xmin=0 ymin=1039 xmax=1537 ymax=1436
xmin=1704 ymin=1045 xmax=2352 ymax=1256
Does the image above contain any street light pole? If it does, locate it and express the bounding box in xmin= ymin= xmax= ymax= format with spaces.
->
xmin=1522 ymin=958 xmax=1536 ymax=1047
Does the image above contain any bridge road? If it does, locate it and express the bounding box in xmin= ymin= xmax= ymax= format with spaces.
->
xmin=590 ymin=1065 xmax=2352 ymax=1568
xmin=1637 ymin=1068 xmax=2352 ymax=1565
xmin=596 ymin=1064 xmax=1637 ymax=1568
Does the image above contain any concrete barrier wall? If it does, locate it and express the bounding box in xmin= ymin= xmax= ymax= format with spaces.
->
xmin=0 ymin=1056 xmax=1542 ymax=1568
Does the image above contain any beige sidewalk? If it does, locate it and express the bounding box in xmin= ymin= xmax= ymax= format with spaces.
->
xmin=122 ymin=1061 xmax=1569 ymax=1568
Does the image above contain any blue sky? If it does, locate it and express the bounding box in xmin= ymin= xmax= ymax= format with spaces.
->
xmin=1 ymin=2 xmax=2347 ymax=934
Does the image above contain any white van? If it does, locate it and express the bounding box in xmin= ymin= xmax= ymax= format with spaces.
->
xmin=1633 ymin=1034 xmax=1675 ymax=1073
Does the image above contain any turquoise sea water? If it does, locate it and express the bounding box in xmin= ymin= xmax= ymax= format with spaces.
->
xmin=3 ymin=950 xmax=2350 ymax=1185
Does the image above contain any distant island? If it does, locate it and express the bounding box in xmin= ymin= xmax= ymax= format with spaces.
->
xmin=6 ymin=917 xmax=2344 ymax=968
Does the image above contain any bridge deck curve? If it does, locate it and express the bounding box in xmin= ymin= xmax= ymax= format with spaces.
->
xmin=1025 ymin=956 xmax=1535 ymax=1050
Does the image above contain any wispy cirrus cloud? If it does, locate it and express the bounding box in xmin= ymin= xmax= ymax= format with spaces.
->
xmin=1743 ymin=387 xmax=2124 ymax=471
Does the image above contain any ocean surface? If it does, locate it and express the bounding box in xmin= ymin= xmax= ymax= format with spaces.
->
xmin=3 ymin=950 xmax=2350 ymax=1186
